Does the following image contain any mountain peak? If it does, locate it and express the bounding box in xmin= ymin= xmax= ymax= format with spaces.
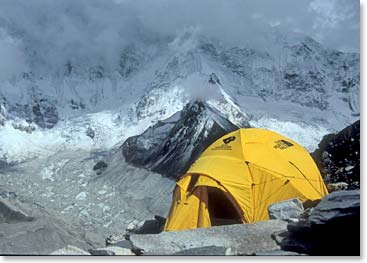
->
xmin=122 ymin=100 xmax=245 ymax=178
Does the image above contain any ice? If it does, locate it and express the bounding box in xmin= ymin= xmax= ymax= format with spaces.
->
xmin=250 ymin=117 xmax=330 ymax=152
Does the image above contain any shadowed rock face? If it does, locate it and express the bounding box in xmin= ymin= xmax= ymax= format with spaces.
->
xmin=6 ymin=98 xmax=59 ymax=129
xmin=122 ymin=100 xmax=243 ymax=179
xmin=280 ymin=190 xmax=360 ymax=256
xmin=311 ymin=120 xmax=360 ymax=189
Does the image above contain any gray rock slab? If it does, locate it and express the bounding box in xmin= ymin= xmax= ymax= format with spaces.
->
xmin=50 ymin=245 xmax=90 ymax=255
xmin=130 ymin=220 xmax=287 ymax=255
xmin=172 ymin=246 xmax=228 ymax=256
xmin=309 ymin=190 xmax=360 ymax=224
xmin=89 ymin=248 xmax=115 ymax=256
xmin=104 ymin=246 xmax=135 ymax=255
xmin=268 ymin=198 xmax=304 ymax=221
xmin=107 ymin=240 xmax=133 ymax=250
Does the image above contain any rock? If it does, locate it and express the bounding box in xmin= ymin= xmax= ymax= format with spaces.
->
xmin=280 ymin=190 xmax=360 ymax=255
xmin=122 ymin=100 xmax=244 ymax=179
xmin=130 ymin=220 xmax=287 ymax=255
xmin=89 ymin=248 xmax=115 ymax=256
xmin=107 ymin=246 xmax=135 ymax=255
xmin=50 ymin=245 xmax=90 ymax=255
xmin=173 ymin=246 xmax=228 ymax=256
xmin=208 ymin=73 xmax=221 ymax=85
xmin=0 ymin=104 xmax=6 ymax=126
xmin=106 ymin=234 xmax=130 ymax=245
xmin=309 ymin=190 xmax=359 ymax=224
xmin=133 ymin=216 xmax=166 ymax=234
xmin=327 ymin=182 xmax=349 ymax=192
xmin=126 ymin=220 xmax=139 ymax=232
xmin=86 ymin=127 xmax=95 ymax=139
xmin=253 ymin=250 xmax=305 ymax=256
xmin=268 ymin=198 xmax=304 ymax=221
xmin=93 ymin=161 xmax=108 ymax=175
xmin=312 ymin=120 xmax=360 ymax=189
xmin=11 ymin=121 xmax=36 ymax=133
xmin=90 ymin=246 xmax=135 ymax=256
xmin=107 ymin=240 xmax=133 ymax=250
xmin=0 ymin=197 xmax=34 ymax=223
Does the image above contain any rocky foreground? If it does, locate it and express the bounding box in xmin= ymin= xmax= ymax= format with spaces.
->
xmin=0 ymin=187 xmax=359 ymax=256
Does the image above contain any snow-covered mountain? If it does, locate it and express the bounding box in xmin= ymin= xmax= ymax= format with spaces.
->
xmin=122 ymin=100 xmax=246 ymax=178
xmin=0 ymin=30 xmax=360 ymax=162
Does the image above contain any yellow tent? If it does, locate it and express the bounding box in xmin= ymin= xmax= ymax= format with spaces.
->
xmin=164 ymin=128 xmax=328 ymax=231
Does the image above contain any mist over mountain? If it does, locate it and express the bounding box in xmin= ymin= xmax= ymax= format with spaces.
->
xmin=0 ymin=0 xmax=359 ymax=80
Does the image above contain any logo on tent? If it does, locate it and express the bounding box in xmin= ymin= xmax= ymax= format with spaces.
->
xmin=223 ymin=136 xmax=236 ymax=144
xmin=211 ymin=136 xmax=236 ymax=151
xmin=274 ymin=140 xmax=294 ymax=150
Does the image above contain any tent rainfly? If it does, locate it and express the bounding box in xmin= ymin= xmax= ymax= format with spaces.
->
xmin=164 ymin=128 xmax=328 ymax=231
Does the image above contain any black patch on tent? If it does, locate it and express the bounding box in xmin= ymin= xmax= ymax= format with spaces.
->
xmin=274 ymin=140 xmax=294 ymax=150
xmin=223 ymin=136 xmax=236 ymax=144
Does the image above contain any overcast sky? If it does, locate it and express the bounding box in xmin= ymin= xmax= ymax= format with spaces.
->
xmin=0 ymin=0 xmax=360 ymax=79
xmin=118 ymin=0 xmax=360 ymax=52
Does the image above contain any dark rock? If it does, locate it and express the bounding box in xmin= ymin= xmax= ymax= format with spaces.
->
xmin=31 ymin=99 xmax=59 ymax=129
xmin=280 ymin=190 xmax=360 ymax=255
xmin=89 ymin=248 xmax=115 ymax=256
xmin=309 ymin=190 xmax=359 ymax=224
xmin=268 ymin=198 xmax=304 ymax=221
xmin=122 ymin=100 xmax=241 ymax=179
xmin=7 ymin=98 xmax=59 ymax=129
xmin=69 ymin=99 xmax=86 ymax=110
xmin=134 ymin=217 xmax=166 ymax=234
xmin=107 ymin=240 xmax=133 ymax=250
xmin=86 ymin=127 xmax=95 ymax=139
xmin=312 ymin=120 xmax=360 ymax=189
xmin=0 ymin=105 xmax=6 ymax=126
xmin=89 ymin=246 xmax=134 ymax=255
xmin=93 ymin=161 xmax=108 ymax=175
xmin=208 ymin=73 xmax=221 ymax=85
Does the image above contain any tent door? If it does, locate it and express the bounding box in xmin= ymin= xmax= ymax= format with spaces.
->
xmin=206 ymin=186 xmax=243 ymax=226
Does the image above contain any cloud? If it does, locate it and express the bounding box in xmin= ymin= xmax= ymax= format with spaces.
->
xmin=308 ymin=0 xmax=359 ymax=52
xmin=0 ymin=0 xmax=359 ymax=78
xmin=0 ymin=29 xmax=28 ymax=81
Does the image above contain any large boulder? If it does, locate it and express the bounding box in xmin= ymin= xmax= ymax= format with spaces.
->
xmin=312 ymin=120 xmax=360 ymax=189
xmin=129 ymin=220 xmax=287 ymax=255
xmin=122 ymin=100 xmax=244 ymax=179
xmin=268 ymin=198 xmax=304 ymax=221
xmin=280 ymin=190 xmax=360 ymax=255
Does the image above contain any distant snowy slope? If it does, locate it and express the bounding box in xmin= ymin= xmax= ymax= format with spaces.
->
xmin=0 ymin=30 xmax=359 ymax=162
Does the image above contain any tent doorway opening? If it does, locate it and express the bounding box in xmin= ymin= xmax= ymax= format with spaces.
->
xmin=207 ymin=187 xmax=242 ymax=226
